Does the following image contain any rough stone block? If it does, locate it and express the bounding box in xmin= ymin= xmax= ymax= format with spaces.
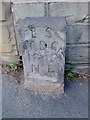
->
xmin=15 ymin=17 xmax=66 ymax=94
xmin=1 ymin=26 xmax=9 ymax=44
xmin=12 ymin=3 xmax=45 ymax=24
xmin=0 ymin=22 xmax=17 ymax=54
xmin=66 ymin=44 xmax=89 ymax=64
xmin=0 ymin=3 xmax=6 ymax=21
xmin=66 ymin=23 xmax=89 ymax=44
xmin=49 ymin=2 xmax=88 ymax=23
xmin=0 ymin=2 xmax=11 ymax=21
xmin=0 ymin=4 xmax=18 ymax=63
xmin=2 ymin=44 xmax=13 ymax=53
xmin=49 ymin=2 xmax=89 ymax=65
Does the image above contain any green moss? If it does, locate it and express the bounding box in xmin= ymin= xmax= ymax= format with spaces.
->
xmin=65 ymin=66 xmax=80 ymax=81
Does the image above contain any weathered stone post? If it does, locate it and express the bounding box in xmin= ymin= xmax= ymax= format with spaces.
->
xmin=12 ymin=3 xmax=66 ymax=96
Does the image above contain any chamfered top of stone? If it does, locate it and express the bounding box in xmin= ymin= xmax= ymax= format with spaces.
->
xmin=16 ymin=17 xmax=66 ymax=30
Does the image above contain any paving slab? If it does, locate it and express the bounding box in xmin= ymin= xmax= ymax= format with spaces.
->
xmin=2 ymin=75 xmax=88 ymax=118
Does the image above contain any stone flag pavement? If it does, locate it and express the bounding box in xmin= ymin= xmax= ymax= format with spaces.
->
xmin=2 ymin=75 xmax=88 ymax=118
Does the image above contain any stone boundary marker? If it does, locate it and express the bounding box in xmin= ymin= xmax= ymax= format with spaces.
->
xmin=15 ymin=17 xmax=66 ymax=95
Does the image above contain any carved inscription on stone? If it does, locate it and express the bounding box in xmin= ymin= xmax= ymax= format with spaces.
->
xmin=17 ymin=17 xmax=66 ymax=83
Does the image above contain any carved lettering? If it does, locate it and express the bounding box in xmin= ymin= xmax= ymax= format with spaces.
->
xmin=51 ymin=41 xmax=58 ymax=51
xmin=31 ymin=64 xmax=39 ymax=73
xmin=28 ymin=52 xmax=31 ymax=61
xmin=50 ymin=54 xmax=57 ymax=62
xmin=48 ymin=65 xmax=55 ymax=74
xmin=29 ymin=41 xmax=37 ymax=51
xmin=40 ymin=41 xmax=47 ymax=50
xmin=39 ymin=54 xmax=44 ymax=61
xmin=19 ymin=19 xmax=65 ymax=82
xmin=33 ymin=53 xmax=39 ymax=60
xmin=46 ymin=27 xmax=52 ymax=38
xmin=28 ymin=25 xmax=36 ymax=38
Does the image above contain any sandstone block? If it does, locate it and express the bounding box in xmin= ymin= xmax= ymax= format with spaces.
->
xmin=15 ymin=17 xmax=66 ymax=94
xmin=66 ymin=44 xmax=89 ymax=64
xmin=12 ymin=3 xmax=45 ymax=24
xmin=49 ymin=2 xmax=88 ymax=23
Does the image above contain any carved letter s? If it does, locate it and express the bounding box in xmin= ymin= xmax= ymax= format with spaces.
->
xmin=45 ymin=27 xmax=52 ymax=38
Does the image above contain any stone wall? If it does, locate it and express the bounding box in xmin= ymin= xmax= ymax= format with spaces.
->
xmin=48 ymin=2 xmax=89 ymax=65
xmin=0 ymin=2 xmax=89 ymax=66
xmin=0 ymin=2 xmax=18 ymax=63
